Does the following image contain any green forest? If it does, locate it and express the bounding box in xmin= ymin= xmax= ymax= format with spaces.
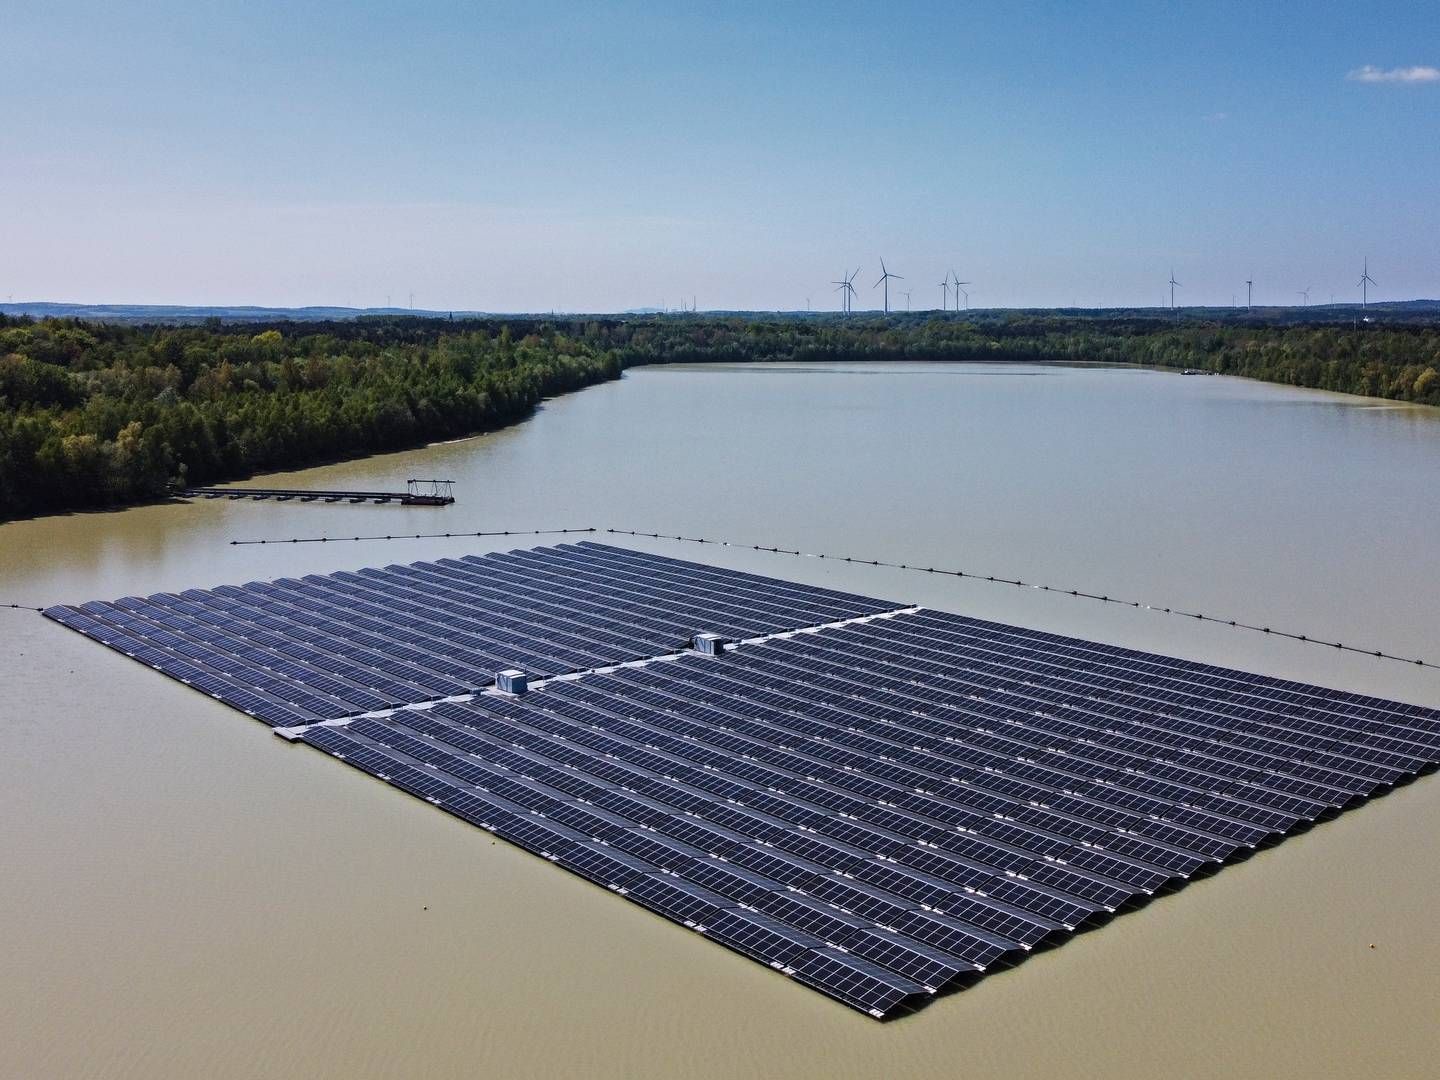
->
xmin=2 ymin=312 xmax=1437 ymax=520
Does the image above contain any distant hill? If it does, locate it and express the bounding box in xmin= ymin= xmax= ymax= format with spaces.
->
xmin=2 ymin=299 xmax=1439 ymax=326
xmin=0 ymin=302 xmax=488 ymax=323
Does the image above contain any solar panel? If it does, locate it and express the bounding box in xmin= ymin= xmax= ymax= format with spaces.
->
xmin=788 ymin=948 xmax=927 ymax=1017
xmin=43 ymin=541 xmax=1440 ymax=1019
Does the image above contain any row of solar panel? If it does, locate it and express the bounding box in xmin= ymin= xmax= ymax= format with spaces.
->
xmin=750 ymin=622 xmax=1433 ymax=799
xmin=905 ymin=609 xmax=1440 ymax=733
xmin=851 ymin=613 xmax=1440 ymax=761
xmin=503 ymin=672 xmax=1207 ymax=887
xmin=398 ymin=694 xmax=1129 ymax=914
xmin=417 ymin=622 xmax=1436 ymax=907
xmin=42 ymin=605 xmax=350 ymax=726
xmin=39 ymin=595 xmax=639 ymax=728
xmin=581 ymin=640 xmax=1424 ymax=860
xmin=590 ymin=544 xmax=1435 ymax=732
xmin=250 ymin=541 xmax=890 ymax=667
xmin=42 ymin=543 xmax=902 ymax=727
xmin=572 ymin=655 xmax=1274 ymax=854
xmin=783 ymin=615 xmax=1430 ymax=773
xmin=300 ymin=719 xmax=1003 ymax=1016
xmin=514 ymin=542 xmax=890 ymax=622
xmin=568 ymin=541 xmax=894 ymax=614
xmin=441 ymin=689 xmax=1109 ymax=906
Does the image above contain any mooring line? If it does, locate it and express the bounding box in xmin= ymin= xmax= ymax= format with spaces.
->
xmin=217 ymin=523 xmax=1438 ymax=673
xmin=229 ymin=527 xmax=598 ymax=546
xmin=3 ymin=602 xmax=46 ymax=613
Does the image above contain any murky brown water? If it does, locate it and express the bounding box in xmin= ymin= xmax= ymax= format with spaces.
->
xmin=4 ymin=363 xmax=1439 ymax=1079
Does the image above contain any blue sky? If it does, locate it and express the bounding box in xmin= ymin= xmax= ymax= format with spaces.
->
xmin=3 ymin=0 xmax=1436 ymax=310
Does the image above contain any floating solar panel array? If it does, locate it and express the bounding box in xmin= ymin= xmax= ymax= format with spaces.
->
xmin=44 ymin=543 xmax=1440 ymax=1018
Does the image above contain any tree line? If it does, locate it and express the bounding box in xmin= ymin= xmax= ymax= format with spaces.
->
xmin=0 ymin=319 xmax=619 ymax=519
xmin=1 ymin=312 xmax=1436 ymax=520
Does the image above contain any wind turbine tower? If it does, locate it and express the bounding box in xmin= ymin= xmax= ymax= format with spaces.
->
xmin=1168 ymin=270 xmax=1181 ymax=310
xmin=1359 ymin=259 xmax=1376 ymax=308
xmin=950 ymin=270 xmax=970 ymax=312
xmin=901 ymin=289 xmax=912 ymax=311
xmin=873 ymin=258 xmax=902 ymax=314
xmin=1245 ymin=279 xmax=1253 ymax=310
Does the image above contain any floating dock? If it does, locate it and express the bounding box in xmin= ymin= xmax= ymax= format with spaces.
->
xmin=175 ymin=478 xmax=455 ymax=506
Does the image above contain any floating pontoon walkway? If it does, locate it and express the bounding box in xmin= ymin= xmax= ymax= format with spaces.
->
xmin=41 ymin=542 xmax=1440 ymax=1019
xmin=175 ymin=478 xmax=455 ymax=506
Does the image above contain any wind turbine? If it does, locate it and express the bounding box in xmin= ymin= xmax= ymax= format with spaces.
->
xmin=901 ymin=289 xmax=912 ymax=311
xmin=937 ymin=277 xmax=950 ymax=310
xmin=1168 ymin=269 xmax=1181 ymax=310
xmin=832 ymin=267 xmax=860 ymax=313
xmin=950 ymin=270 xmax=970 ymax=312
xmin=1245 ymin=279 xmax=1253 ymax=310
xmin=873 ymin=258 xmax=902 ymax=314
xmin=957 ymin=284 xmax=970 ymax=310
xmin=1358 ymin=259 xmax=1376 ymax=308
xmin=1297 ymin=286 xmax=1311 ymax=306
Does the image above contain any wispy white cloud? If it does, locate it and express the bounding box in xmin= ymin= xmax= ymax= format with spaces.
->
xmin=1347 ymin=64 xmax=1440 ymax=84
xmin=1204 ymin=111 xmax=1229 ymax=122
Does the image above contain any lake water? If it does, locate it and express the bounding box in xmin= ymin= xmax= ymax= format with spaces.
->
xmin=4 ymin=362 xmax=1439 ymax=1079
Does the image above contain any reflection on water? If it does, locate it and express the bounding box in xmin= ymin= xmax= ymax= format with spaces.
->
xmin=4 ymin=363 xmax=1439 ymax=1079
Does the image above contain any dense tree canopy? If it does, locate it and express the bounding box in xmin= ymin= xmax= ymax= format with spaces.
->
xmin=1 ymin=312 xmax=1435 ymax=520
xmin=0 ymin=318 xmax=619 ymax=519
